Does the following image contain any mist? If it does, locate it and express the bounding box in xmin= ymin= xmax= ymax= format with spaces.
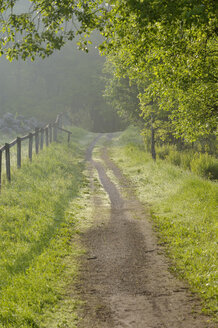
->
xmin=0 ymin=37 xmax=125 ymax=133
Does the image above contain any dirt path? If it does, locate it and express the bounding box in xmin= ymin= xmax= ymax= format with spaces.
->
xmin=76 ymin=135 xmax=213 ymax=328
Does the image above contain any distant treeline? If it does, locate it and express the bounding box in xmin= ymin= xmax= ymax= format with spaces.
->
xmin=0 ymin=39 xmax=124 ymax=133
xmin=0 ymin=0 xmax=216 ymax=149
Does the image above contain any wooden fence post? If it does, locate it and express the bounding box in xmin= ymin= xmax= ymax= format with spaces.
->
xmin=5 ymin=143 xmax=11 ymax=182
xmin=45 ymin=127 xmax=49 ymax=146
xmin=0 ymin=150 xmax=2 ymax=190
xmin=53 ymin=123 xmax=57 ymax=142
xmin=35 ymin=128 xmax=39 ymax=154
xmin=17 ymin=137 xmax=21 ymax=168
xmin=40 ymin=128 xmax=44 ymax=150
xmin=29 ymin=133 xmax=33 ymax=162
xmin=68 ymin=132 xmax=71 ymax=143
xmin=49 ymin=124 xmax=52 ymax=143
xmin=59 ymin=114 xmax=63 ymax=135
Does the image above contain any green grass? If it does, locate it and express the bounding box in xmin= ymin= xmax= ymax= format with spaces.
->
xmin=0 ymin=133 xmax=29 ymax=185
xmin=156 ymin=144 xmax=218 ymax=180
xmin=0 ymin=126 xmax=95 ymax=327
xmin=1 ymin=124 xmax=217 ymax=325
xmin=110 ymin=127 xmax=218 ymax=319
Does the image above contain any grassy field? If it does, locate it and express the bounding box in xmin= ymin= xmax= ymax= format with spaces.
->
xmin=110 ymin=127 xmax=218 ymax=319
xmin=0 ymin=125 xmax=217 ymax=326
xmin=0 ymin=127 xmax=95 ymax=328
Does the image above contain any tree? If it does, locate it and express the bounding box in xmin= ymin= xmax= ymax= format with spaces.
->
xmin=1 ymin=0 xmax=217 ymax=141
xmin=0 ymin=0 xmax=104 ymax=60
xmin=103 ymin=55 xmax=142 ymax=125
xmin=103 ymin=53 xmax=176 ymax=159
xmin=99 ymin=0 xmax=217 ymax=141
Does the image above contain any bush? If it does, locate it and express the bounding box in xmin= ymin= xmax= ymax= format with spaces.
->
xmin=118 ymin=126 xmax=143 ymax=146
xmin=156 ymin=145 xmax=170 ymax=160
xmin=204 ymin=162 xmax=218 ymax=180
xmin=167 ymin=150 xmax=181 ymax=166
xmin=180 ymin=151 xmax=195 ymax=170
xmin=190 ymin=153 xmax=218 ymax=179
xmin=156 ymin=144 xmax=218 ymax=180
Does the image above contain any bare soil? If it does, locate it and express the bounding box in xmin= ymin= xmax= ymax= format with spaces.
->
xmin=76 ymin=135 xmax=213 ymax=328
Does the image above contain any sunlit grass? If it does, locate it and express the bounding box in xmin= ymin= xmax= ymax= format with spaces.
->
xmin=1 ymin=124 xmax=217 ymax=325
xmin=110 ymin=127 xmax=218 ymax=319
xmin=156 ymin=144 xmax=218 ymax=180
xmin=0 ymin=127 xmax=95 ymax=327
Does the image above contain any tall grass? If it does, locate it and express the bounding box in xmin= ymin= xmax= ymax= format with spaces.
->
xmin=156 ymin=144 xmax=218 ymax=180
xmin=0 ymin=127 xmax=94 ymax=327
xmin=110 ymin=127 xmax=218 ymax=319
xmin=0 ymin=134 xmax=29 ymax=185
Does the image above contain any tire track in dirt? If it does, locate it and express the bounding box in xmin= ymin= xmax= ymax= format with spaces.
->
xmin=76 ymin=134 xmax=213 ymax=328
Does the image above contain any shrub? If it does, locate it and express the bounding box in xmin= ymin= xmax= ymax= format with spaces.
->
xmin=167 ymin=150 xmax=181 ymax=166
xmin=190 ymin=153 xmax=218 ymax=179
xmin=180 ymin=151 xmax=195 ymax=170
xmin=156 ymin=145 xmax=170 ymax=160
xmin=156 ymin=144 xmax=218 ymax=180
xmin=205 ymin=162 xmax=218 ymax=180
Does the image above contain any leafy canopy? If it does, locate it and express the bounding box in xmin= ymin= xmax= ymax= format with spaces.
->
xmin=0 ymin=0 xmax=217 ymax=140
xmin=0 ymin=0 xmax=105 ymax=60
xmin=100 ymin=0 xmax=217 ymax=140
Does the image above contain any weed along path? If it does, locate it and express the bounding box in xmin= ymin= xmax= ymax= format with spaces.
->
xmin=76 ymin=134 xmax=213 ymax=328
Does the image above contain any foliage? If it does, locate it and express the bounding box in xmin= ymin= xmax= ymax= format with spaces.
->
xmin=156 ymin=144 xmax=218 ymax=180
xmin=0 ymin=0 xmax=217 ymax=142
xmin=110 ymin=127 xmax=218 ymax=318
xmin=103 ymin=55 xmax=142 ymax=125
xmin=190 ymin=153 xmax=218 ymax=179
xmin=100 ymin=0 xmax=217 ymax=141
xmin=166 ymin=149 xmax=182 ymax=167
xmin=0 ymin=0 xmax=104 ymax=60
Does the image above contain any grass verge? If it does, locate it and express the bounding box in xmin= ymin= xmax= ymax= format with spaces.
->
xmin=0 ymin=126 xmax=95 ymax=328
xmin=156 ymin=144 xmax=218 ymax=180
xmin=110 ymin=127 xmax=218 ymax=320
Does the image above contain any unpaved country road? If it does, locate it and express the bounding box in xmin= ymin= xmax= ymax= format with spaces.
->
xmin=76 ymin=135 xmax=213 ymax=328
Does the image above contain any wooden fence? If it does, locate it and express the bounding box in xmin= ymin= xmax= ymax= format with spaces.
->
xmin=0 ymin=113 xmax=72 ymax=189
